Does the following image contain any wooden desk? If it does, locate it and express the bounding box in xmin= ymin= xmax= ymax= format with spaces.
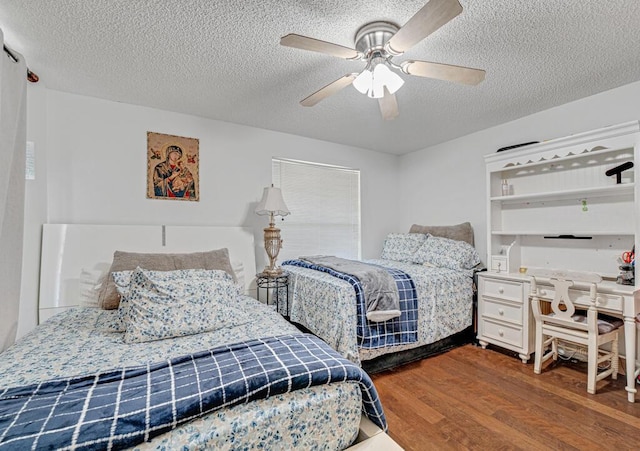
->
xmin=534 ymin=279 xmax=638 ymax=403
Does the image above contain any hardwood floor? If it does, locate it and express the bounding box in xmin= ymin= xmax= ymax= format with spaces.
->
xmin=370 ymin=344 xmax=640 ymax=450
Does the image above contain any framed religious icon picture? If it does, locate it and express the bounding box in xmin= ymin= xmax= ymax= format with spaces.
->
xmin=147 ymin=132 xmax=199 ymax=201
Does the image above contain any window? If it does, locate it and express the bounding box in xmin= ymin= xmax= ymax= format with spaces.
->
xmin=272 ymin=158 xmax=361 ymax=261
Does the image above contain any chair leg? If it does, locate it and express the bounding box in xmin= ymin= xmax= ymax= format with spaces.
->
xmin=587 ymin=336 xmax=598 ymax=395
xmin=611 ymin=332 xmax=619 ymax=380
xmin=534 ymin=323 xmax=544 ymax=374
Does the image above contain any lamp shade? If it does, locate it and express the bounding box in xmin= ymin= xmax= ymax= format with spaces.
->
xmin=255 ymin=186 xmax=290 ymax=216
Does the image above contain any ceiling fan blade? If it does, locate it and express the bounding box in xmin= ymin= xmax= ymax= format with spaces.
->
xmin=386 ymin=0 xmax=462 ymax=56
xmin=402 ymin=60 xmax=485 ymax=85
xmin=378 ymin=88 xmax=399 ymax=120
xmin=280 ymin=34 xmax=360 ymax=60
xmin=300 ymin=74 xmax=358 ymax=107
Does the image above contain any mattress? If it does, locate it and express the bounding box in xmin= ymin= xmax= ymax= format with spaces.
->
xmin=0 ymin=297 xmax=364 ymax=450
xmin=286 ymin=259 xmax=473 ymax=364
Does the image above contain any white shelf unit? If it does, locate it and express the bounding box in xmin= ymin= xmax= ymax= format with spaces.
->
xmin=484 ymin=121 xmax=640 ymax=279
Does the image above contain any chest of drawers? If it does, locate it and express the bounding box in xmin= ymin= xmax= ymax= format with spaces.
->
xmin=477 ymin=272 xmax=534 ymax=363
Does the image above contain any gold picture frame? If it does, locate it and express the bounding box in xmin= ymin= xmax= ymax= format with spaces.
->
xmin=146 ymin=132 xmax=199 ymax=201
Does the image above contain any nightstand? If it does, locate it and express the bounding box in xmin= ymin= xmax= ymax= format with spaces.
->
xmin=256 ymin=272 xmax=290 ymax=318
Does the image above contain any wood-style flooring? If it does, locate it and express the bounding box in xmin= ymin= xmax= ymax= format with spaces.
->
xmin=371 ymin=344 xmax=640 ymax=450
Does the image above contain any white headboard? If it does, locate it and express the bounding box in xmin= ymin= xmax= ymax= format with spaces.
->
xmin=39 ymin=224 xmax=257 ymax=323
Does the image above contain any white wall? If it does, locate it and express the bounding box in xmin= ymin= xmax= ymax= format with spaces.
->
xmin=18 ymin=88 xmax=400 ymax=337
xmin=19 ymin=79 xmax=640 ymax=338
xmin=399 ymin=80 xmax=640 ymax=264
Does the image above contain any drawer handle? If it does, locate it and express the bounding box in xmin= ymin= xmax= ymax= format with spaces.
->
xmin=498 ymin=287 xmax=504 ymax=294
xmin=539 ymin=289 xmax=547 ymax=296
xmin=498 ymin=308 xmax=504 ymax=316
xmin=498 ymin=329 xmax=504 ymax=336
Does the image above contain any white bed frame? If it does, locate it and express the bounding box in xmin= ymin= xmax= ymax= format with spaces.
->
xmin=38 ymin=224 xmax=257 ymax=323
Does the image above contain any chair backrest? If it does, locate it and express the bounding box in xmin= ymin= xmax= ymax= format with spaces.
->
xmin=528 ymin=268 xmax=602 ymax=329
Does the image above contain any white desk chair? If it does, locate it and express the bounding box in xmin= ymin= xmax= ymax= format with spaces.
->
xmin=529 ymin=268 xmax=623 ymax=395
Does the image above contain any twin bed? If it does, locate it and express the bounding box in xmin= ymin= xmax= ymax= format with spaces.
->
xmin=0 ymin=222 xmax=478 ymax=449
xmin=0 ymin=225 xmax=388 ymax=450
xmin=283 ymin=222 xmax=480 ymax=371
xmin=0 ymin=302 xmax=376 ymax=450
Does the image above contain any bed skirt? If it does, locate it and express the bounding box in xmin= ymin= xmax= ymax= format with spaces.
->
xmin=361 ymin=325 xmax=475 ymax=374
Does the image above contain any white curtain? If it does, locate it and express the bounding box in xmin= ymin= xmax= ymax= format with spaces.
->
xmin=0 ymin=29 xmax=27 ymax=352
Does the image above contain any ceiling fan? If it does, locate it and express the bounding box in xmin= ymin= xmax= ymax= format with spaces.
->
xmin=280 ymin=0 xmax=485 ymax=120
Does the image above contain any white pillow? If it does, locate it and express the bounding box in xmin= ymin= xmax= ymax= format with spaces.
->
xmin=78 ymin=268 xmax=107 ymax=307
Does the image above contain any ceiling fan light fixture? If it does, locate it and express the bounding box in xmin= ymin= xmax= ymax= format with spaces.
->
xmin=352 ymin=69 xmax=373 ymax=95
xmin=372 ymin=63 xmax=404 ymax=98
xmin=355 ymin=62 xmax=405 ymax=99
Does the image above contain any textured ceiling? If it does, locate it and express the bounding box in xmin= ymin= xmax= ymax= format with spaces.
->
xmin=2 ymin=0 xmax=640 ymax=155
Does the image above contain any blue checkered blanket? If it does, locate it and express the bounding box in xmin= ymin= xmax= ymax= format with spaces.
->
xmin=0 ymin=334 xmax=386 ymax=450
xmin=283 ymin=260 xmax=418 ymax=349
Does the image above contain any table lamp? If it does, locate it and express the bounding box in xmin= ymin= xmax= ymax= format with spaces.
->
xmin=255 ymin=185 xmax=290 ymax=276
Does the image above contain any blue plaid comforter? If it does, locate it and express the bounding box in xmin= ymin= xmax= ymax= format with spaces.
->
xmin=283 ymin=260 xmax=418 ymax=349
xmin=0 ymin=334 xmax=386 ymax=450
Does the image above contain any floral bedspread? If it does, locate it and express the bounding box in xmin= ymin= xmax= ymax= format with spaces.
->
xmin=283 ymin=259 xmax=419 ymax=348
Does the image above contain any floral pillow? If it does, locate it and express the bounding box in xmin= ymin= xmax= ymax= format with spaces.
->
xmin=411 ymin=235 xmax=481 ymax=271
xmin=380 ymin=233 xmax=428 ymax=262
xmin=112 ymin=268 xmax=250 ymax=343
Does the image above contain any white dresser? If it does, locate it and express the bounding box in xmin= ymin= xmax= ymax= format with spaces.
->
xmin=477 ymin=272 xmax=533 ymax=363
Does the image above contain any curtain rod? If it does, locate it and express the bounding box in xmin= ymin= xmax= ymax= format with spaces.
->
xmin=3 ymin=44 xmax=39 ymax=83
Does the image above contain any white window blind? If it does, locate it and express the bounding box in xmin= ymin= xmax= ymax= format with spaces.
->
xmin=273 ymin=158 xmax=361 ymax=261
